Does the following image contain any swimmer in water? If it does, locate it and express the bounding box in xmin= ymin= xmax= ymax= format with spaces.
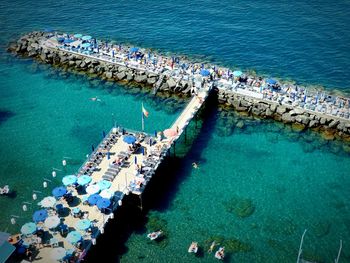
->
xmin=208 ymin=241 xmax=216 ymax=253
xmin=90 ymin=96 xmax=101 ymax=102
xmin=192 ymin=162 xmax=199 ymax=169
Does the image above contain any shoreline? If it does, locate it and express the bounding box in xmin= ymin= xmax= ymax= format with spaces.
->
xmin=7 ymin=30 xmax=350 ymax=141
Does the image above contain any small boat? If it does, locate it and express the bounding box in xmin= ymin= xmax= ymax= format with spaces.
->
xmin=0 ymin=185 xmax=10 ymax=195
xmin=147 ymin=230 xmax=162 ymax=240
xmin=215 ymin=247 xmax=225 ymax=260
xmin=188 ymin=242 xmax=198 ymax=253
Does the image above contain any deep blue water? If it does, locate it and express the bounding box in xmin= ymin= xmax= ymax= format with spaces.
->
xmin=0 ymin=1 xmax=350 ymax=262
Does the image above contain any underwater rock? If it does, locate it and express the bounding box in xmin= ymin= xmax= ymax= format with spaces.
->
xmin=224 ymin=196 xmax=255 ymax=218
xmin=236 ymin=120 xmax=245 ymax=129
xmin=291 ymin=123 xmax=305 ymax=132
xmin=310 ymin=221 xmax=331 ymax=237
xmin=320 ymin=130 xmax=335 ymax=141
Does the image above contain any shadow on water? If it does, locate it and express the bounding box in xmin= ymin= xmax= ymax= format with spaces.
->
xmin=0 ymin=109 xmax=15 ymax=125
xmin=85 ymin=91 xmax=219 ymax=262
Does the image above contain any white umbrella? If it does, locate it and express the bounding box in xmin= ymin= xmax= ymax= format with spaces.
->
xmin=50 ymin=247 xmax=66 ymax=260
xmin=39 ymin=196 xmax=56 ymax=208
xmin=86 ymin=184 xmax=100 ymax=195
xmin=100 ymin=189 xmax=114 ymax=199
xmin=44 ymin=215 xmax=60 ymax=229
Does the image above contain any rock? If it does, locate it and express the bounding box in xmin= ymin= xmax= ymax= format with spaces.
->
xmin=290 ymin=108 xmax=305 ymax=116
xmin=68 ymin=60 xmax=75 ymax=66
xmin=276 ymin=106 xmax=288 ymax=114
xmin=291 ymin=123 xmax=306 ymax=132
xmin=308 ymin=120 xmax=319 ymax=128
xmin=328 ymin=120 xmax=339 ymax=129
xmin=236 ymin=121 xmax=245 ymax=129
xmin=105 ymin=71 xmax=113 ymax=79
xmin=321 ymin=130 xmax=335 ymax=141
xmin=126 ymin=73 xmax=134 ymax=81
xmin=135 ymin=74 xmax=147 ymax=83
xmin=265 ymin=108 xmax=273 ymax=117
xmin=160 ymin=82 xmax=169 ymax=91
xmin=118 ymin=66 xmax=127 ymax=72
xmin=240 ymin=99 xmax=251 ymax=108
xmin=270 ymin=104 xmax=277 ymax=112
xmin=116 ymin=72 xmax=126 ymax=80
xmin=281 ymin=113 xmax=294 ymax=123
xmin=40 ymin=53 xmax=47 ymax=61
xmin=320 ymin=117 xmax=327 ymax=125
xmin=147 ymin=77 xmax=157 ymax=85
xmin=75 ymin=60 xmax=82 ymax=67
xmin=166 ymin=78 xmax=177 ymax=89
xmin=295 ymin=115 xmax=310 ymax=125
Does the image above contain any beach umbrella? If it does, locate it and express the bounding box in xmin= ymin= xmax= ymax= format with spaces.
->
xmin=200 ymin=69 xmax=210 ymax=76
xmin=74 ymin=34 xmax=82 ymax=38
xmin=266 ymin=78 xmax=277 ymax=85
xmin=81 ymin=43 xmax=91 ymax=48
xmin=21 ymin=222 xmax=36 ymax=235
xmin=44 ymin=215 xmax=60 ymax=229
xmin=52 ymin=186 xmax=67 ymax=198
xmin=39 ymin=196 xmax=56 ymax=208
xmin=75 ymin=219 xmax=91 ymax=231
xmin=88 ymin=194 xmax=102 ymax=205
xmin=233 ymin=70 xmax=243 ymax=77
xmin=51 ymin=247 xmax=66 ymax=261
xmin=82 ymin=35 xmax=92 ymax=41
xmin=123 ymin=135 xmax=136 ymax=144
xmin=100 ymin=189 xmax=114 ymax=199
xmin=66 ymin=231 xmax=82 ymax=244
xmin=97 ymin=180 xmax=111 ymax=190
xmin=63 ymin=39 xmax=74 ymax=44
xmin=32 ymin=209 xmax=48 ymax=223
xmin=96 ymin=198 xmax=111 ymax=210
xmin=77 ymin=175 xmax=92 ymax=186
xmin=62 ymin=175 xmax=77 ymax=186
xmin=163 ymin=128 xmax=178 ymax=138
xmin=130 ymin=47 xmax=139 ymax=53
xmin=86 ymin=184 xmax=100 ymax=195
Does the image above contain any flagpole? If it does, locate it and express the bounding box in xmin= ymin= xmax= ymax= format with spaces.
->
xmin=141 ymin=103 xmax=144 ymax=131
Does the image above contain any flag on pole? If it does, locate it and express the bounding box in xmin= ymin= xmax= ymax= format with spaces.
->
xmin=142 ymin=103 xmax=149 ymax=118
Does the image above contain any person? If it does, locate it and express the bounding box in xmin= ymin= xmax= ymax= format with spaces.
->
xmin=192 ymin=162 xmax=199 ymax=169
xmin=208 ymin=241 xmax=216 ymax=253
xmin=26 ymin=248 xmax=33 ymax=261
xmin=90 ymin=96 xmax=101 ymax=102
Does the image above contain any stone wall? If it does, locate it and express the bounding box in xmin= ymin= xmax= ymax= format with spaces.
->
xmin=218 ymin=89 xmax=350 ymax=140
xmin=7 ymin=31 xmax=350 ymax=141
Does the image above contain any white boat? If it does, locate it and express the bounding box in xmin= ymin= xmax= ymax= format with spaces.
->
xmin=0 ymin=185 xmax=10 ymax=195
xmin=147 ymin=230 xmax=162 ymax=240
xmin=215 ymin=247 xmax=225 ymax=260
xmin=188 ymin=242 xmax=198 ymax=253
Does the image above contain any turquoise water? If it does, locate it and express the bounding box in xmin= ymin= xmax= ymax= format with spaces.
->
xmin=1 ymin=0 xmax=350 ymax=262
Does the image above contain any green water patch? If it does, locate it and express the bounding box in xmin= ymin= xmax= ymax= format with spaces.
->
xmin=223 ymin=196 xmax=256 ymax=218
xmin=204 ymin=235 xmax=252 ymax=253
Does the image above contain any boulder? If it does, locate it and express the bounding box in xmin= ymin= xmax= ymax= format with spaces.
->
xmin=160 ymin=82 xmax=169 ymax=91
xmin=270 ymin=104 xmax=278 ymax=112
xmin=116 ymin=72 xmax=126 ymax=80
xmin=265 ymin=108 xmax=273 ymax=117
xmin=240 ymin=99 xmax=251 ymax=108
xmin=320 ymin=117 xmax=327 ymax=125
xmin=281 ymin=113 xmax=294 ymax=123
xmin=295 ymin=115 xmax=310 ymax=125
xmin=147 ymin=77 xmax=157 ymax=85
xmin=328 ymin=120 xmax=339 ymax=129
xmin=276 ymin=106 xmax=288 ymax=115
xmin=236 ymin=121 xmax=245 ymax=129
xmin=135 ymin=74 xmax=147 ymax=83
xmin=166 ymin=78 xmax=177 ymax=89
xmin=126 ymin=73 xmax=134 ymax=81
xmin=105 ymin=71 xmax=113 ymax=79
xmin=308 ymin=120 xmax=319 ymax=128
xmin=118 ymin=66 xmax=127 ymax=72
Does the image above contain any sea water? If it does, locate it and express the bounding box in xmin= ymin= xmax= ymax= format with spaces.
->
xmin=0 ymin=0 xmax=349 ymax=262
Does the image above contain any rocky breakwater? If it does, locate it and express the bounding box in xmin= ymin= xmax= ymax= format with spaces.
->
xmin=218 ymin=89 xmax=350 ymax=141
xmin=7 ymin=31 xmax=194 ymax=97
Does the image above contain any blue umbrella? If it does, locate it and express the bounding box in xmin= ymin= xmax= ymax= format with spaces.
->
xmin=52 ymin=186 xmax=67 ymax=198
xmin=74 ymin=34 xmax=82 ymax=38
xmin=123 ymin=135 xmax=136 ymax=144
xmin=130 ymin=47 xmax=139 ymax=53
xmin=75 ymin=219 xmax=91 ymax=231
xmin=66 ymin=231 xmax=82 ymax=244
xmin=21 ymin=222 xmax=37 ymax=235
xmin=97 ymin=180 xmax=111 ymax=190
xmin=82 ymin=35 xmax=92 ymax=41
xmin=62 ymin=175 xmax=77 ymax=186
xmin=81 ymin=43 xmax=91 ymax=48
xmin=32 ymin=209 xmax=48 ymax=223
xmin=88 ymin=194 xmax=102 ymax=205
xmin=233 ymin=70 xmax=243 ymax=77
xmin=266 ymin=78 xmax=277 ymax=85
xmin=57 ymin=37 xmax=65 ymax=43
xmin=200 ymin=69 xmax=210 ymax=76
xmin=77 ymin=175 xmax=92 ymax=186
xmin=96 ymin=198 xmax=111 ymax=210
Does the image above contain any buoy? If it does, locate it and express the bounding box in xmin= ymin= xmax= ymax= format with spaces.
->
xmin=52 ymin=171 xmax=56 ymax=178
xmin=10 ymin=218 xmax=16 ymax=225
xmin=22 ymin=205 xmax=28 ymax=212
xmin=92 ymin=238 xmax=96 ymax=245
xmin=32 ymin=193 xmax=37 ymax=200
xmin=43 ymin=181 xmax=48 ymax=188
xmin=118 ymin=200 xmax=122 ymax=206
xmin=62 ymin=159 xmax=67 ymax=166
xmin=86 ymin=154 xmax=89 ymax=158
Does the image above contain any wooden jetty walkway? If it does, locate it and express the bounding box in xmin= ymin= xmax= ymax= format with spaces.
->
xmin=16 ymin=78 xmax=212 ymax=262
